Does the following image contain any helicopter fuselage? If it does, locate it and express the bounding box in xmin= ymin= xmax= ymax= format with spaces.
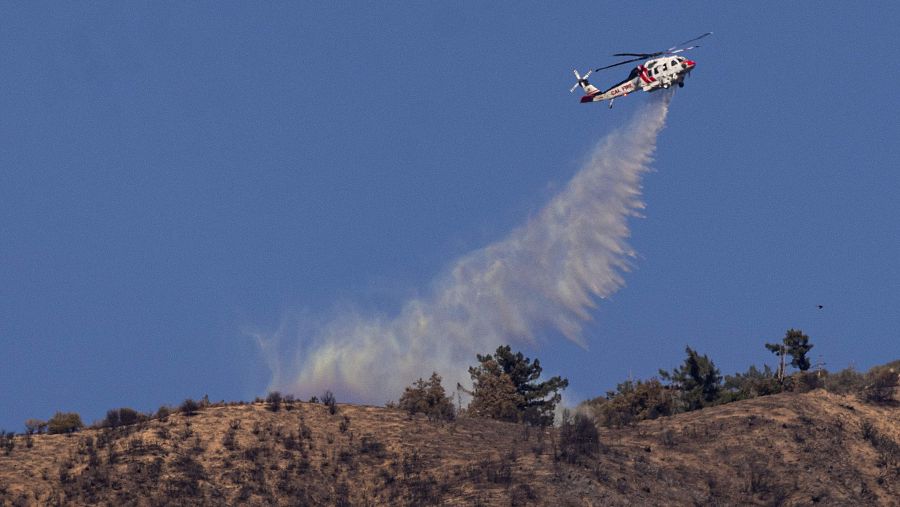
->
xmin=580 ymin=55 xmax=696 ymax=105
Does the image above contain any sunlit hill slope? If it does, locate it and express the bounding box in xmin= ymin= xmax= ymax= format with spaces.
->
xmin=1 ymin=387 xmax=898 ymax=506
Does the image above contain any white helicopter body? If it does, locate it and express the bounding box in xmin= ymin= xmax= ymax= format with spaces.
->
xmin=571 ymin=33 xmax=710 ymax=108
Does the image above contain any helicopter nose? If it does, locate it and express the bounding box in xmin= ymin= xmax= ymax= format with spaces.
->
xmin=684 ymin=59 xmax=696 ymax=68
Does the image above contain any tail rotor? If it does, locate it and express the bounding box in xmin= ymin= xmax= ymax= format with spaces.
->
xmin=569 ymin=69 xmax=593 ymax=93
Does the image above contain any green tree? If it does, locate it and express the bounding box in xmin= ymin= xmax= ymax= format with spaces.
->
xmin=765 ymin=341 xmax=787 ymax=382
xmin=659 ymin=347 xmax=722 ymax=411
xmin=398 ymin=372 xmax=455 ymax=421
xmin=468 ymin=345 xmax=568 ymax=425
xmin=766 ymin=329 xmax=814 ymax=382
xmin=784 ymin=329 xmax=813 ymax=371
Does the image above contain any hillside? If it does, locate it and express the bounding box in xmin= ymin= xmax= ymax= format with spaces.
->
xmin=1 ymin=390 xmax=898 ymax=506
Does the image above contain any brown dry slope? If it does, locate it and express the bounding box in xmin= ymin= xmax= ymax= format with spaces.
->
xmin=1 ymin=390 xmax=898 ymax=506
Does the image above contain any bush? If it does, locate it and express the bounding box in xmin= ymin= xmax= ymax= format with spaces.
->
xmin=266 ymin=391 xmax=283 ymax=412
xmin=584 ymin=378 xmax=674 ymax=428
xmin=0 ymin=430 xmax=14 ymax=455
xmin=722 ymin=364 xmax=782 ymax=401
xmin=359 ymin=434 xmax=387 ymax=458
xmin=24 ymin=419 xmax=47 ymax=435
xmin=156 ymin=405 xmax=173 ymax=420
xmin=104 ymin=407 xmax=143 ymax=428
xmin=792 ymin=371 xmax=822 ymax=393
xmin=864 ymin=366 xmax=898 ymax=404
xmin=321 ymin=391 xmax=337 ymax=415
xmin=398 ymin=372 xmax=456 ymax=422
xmin=558 ymin=410 xmax=600 ymax=462
xmin=180 ymin=399 xmax=200 ymax=416
xmin=47 ymin=412 xmax=84 ymax=434
xmin=822 ymin=367 xmax=866 ymax=394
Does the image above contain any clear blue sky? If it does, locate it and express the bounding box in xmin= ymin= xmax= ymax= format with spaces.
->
xmin=2 ymin=2 xmax=898 ymax=430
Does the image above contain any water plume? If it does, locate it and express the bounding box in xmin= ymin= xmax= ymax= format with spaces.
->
xmin=255 ymin=93 xmax=672 ymax=402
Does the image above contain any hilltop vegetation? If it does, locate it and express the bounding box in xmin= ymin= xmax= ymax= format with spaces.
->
xmin=1 ymin=387 xmax=898 ymax=506
xmin=1 ymin=332 xmax=897 ymax=505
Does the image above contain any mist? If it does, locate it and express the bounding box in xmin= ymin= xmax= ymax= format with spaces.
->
xmin=255 ymin=92 xmax=673 ymax=403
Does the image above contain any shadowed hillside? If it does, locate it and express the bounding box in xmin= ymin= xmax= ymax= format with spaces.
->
xmin=1 ymin=390 xmax=897 ymax=506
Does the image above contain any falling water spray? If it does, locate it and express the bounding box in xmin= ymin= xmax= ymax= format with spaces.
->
xmin=254 ymin=92 xmax=673 ymax=402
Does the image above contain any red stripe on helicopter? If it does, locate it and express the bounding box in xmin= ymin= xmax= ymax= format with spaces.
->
xmin=638 ymin=65 xmax=652 ymax=84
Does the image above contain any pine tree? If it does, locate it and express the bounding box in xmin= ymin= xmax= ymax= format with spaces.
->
xmin=766 ymin=329 xmax=814 ymax=381
xmin=659 ymin=346 xmax=722 ymax=411
xmin=468 ymin=345 xmax=568 ymax=426
xmin=764 ymin=341 xmax=787 ymax=382
xmin=784 ymin=329 xmax=813 ymax=371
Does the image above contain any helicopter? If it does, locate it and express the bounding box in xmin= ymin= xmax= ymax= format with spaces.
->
xmin=571 ymin=32 xmax=711 ymax=108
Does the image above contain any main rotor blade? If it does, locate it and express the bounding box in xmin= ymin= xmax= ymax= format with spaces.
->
xmin=668 ymin=32 xmax=712 ymax=52
xmin=595 ymin=56 xmax=645 ymax=72
xmin=612 ymin=52 xmax=655 ymax=57
xmin=668 ymin=45 xmax=701 ymax=55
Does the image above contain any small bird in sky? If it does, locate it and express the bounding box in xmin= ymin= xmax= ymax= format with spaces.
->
xmin=817 ymin=305 xmax=824 ymax=309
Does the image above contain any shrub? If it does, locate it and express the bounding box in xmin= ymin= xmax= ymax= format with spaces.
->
xmin=584 ymin=378 xmax=674 ymax=428
xmin=0 ymin=430 xmax=14 ymax=455
xmin=104 ymin=407 xmax=143 ymax=428
xmin=266 ymin=391 xmax=283 ymax=412
xmin=180 ymin=398 xmax=200 ymax=416
xmin=156 ymin=405 xmax=173 ymax=420
xmin=359 ymin=435 xmax=387 ymax=458
xmin=558 ymin=410 xmax=600 ymax=462
xmin=510 ymin=483 xmax=538 ymax=506
xmin=47 ymin=412 xmax=84 ymax=434
xmin=659 ymin=428 xmax=677 ymax=447
xmin=222 ymin=427 xmax=239 ymax=451
xmin=321 ymin=391 xmax=337 ymax=415
xmin=24 ymin=419 xmax=47 ymax=435
xmin=860 ymin=420 xmax=900 ymax=468
xmin=822 ymin=367 xmax=866 ymax=394
xmin=792 ymin=371 xmax=822 ymax=393
xmin=398 ymin=372 xmax=456 ymax=422
xmin=722 ymin=364 xmax=782 ymax=401
xmin=864 ymin=366 xmax=898 ymax=404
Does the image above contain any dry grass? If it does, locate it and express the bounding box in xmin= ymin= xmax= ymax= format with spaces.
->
xmin=1 ymin=390 xmax=898 ymax=506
